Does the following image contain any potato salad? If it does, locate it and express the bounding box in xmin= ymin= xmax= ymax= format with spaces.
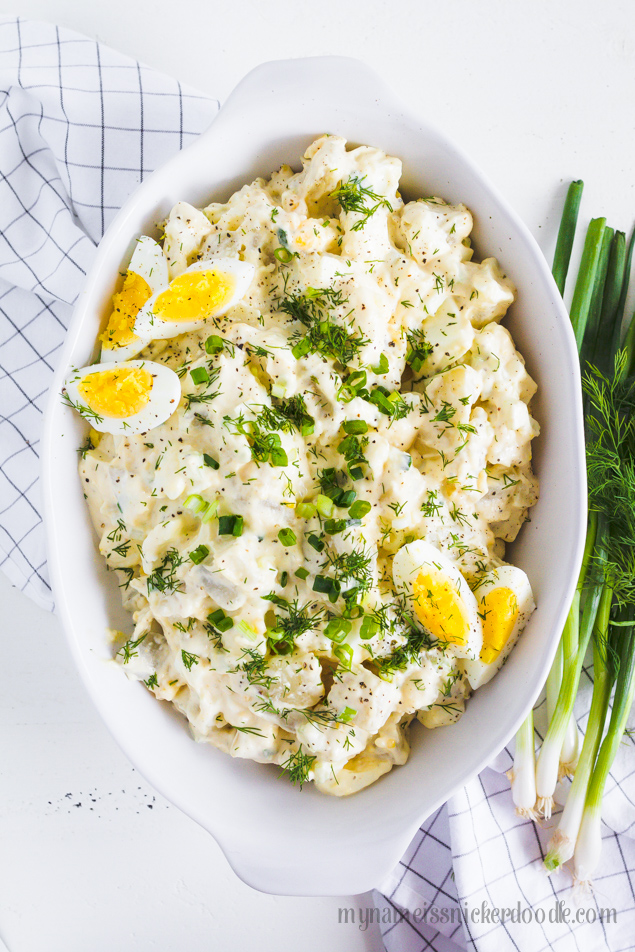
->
xmin=69 ymin=135 xmax=539 ymax=796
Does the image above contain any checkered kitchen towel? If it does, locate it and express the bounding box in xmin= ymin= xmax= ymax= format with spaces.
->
xmin=2 ymin=18 xmax=635 ymax=952
xmin=0 ymin=17 xmax=216 ymax=608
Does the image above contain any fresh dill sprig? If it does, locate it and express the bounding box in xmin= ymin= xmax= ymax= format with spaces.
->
xmin=234 ymin=648 xmax=277 ymax=690
xmin=250 ymin=394 xmax=315 ymax=437
xmin=583 ymin=353 xmax=635 ymax=604
xmin=146 ymin=548 xmax=184 ymax=594
xmin=405 ymin=328 xmax=433 ymax=374
xmin=263 ymin=593 xmax=324 ymax=654
xmin=278 ymin=745 xmax=317 ymax=788
xmin=78 ymin=434 xmax=95 ymax=459
xmin=421 ymin=489 xmax=443 ymax=519
xmin=223 ymin=412 xmax=289 ymax=467
xmin=106 ymin=519 xmax=126 ymax=543
xmin=329 ymin=175 xmax=393 ymax=231
xmin=62 ymin=391 xmax=104 ymax=424
xmin=184 ymin=366 xmax=222 ymax=411
xmin=321 ymin=545 xmax=373 ymax=594
xmin=279 ymin=285 xmax=368 ymax=366
xmin=181 ymin=649 xmax=199 ymax=671
xmin=117 ymin=632 xmax=147 ymax=664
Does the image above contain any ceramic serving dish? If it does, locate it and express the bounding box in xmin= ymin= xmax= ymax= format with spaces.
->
xmin=42 ymin=56 xmax=586 ymax=897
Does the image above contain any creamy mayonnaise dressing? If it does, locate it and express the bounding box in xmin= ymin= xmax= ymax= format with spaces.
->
xmin=80 ymin=136 xmax=539 ymax=795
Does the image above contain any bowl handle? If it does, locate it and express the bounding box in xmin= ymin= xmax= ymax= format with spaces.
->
xmin=200 ymin=56 xmax=404 ymax=141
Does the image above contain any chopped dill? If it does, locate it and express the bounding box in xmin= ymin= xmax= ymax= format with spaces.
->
xmin=117 ymin=632 xmax=147 ymax=664
xmin=146 ymin=548 xmax=184 ymax=594
xmin=279 ymin=284 xmax=368 ymax=366
xmin=329 ymin=175 xmax=393 ymax=231
xmin=278 ymin=745 xmax=317 ymax=788
xmin=181 ymin=649 xmax=199 ymax=671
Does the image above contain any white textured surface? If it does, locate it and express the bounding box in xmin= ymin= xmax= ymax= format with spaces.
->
xmin=2 ymin=0 xmax=635 ymax=948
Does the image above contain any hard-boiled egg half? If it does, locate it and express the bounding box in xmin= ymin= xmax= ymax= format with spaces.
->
xmin=392 ymin=540 xmax=482 ymax=660
xmin=463 ymin=565 xmax=535 ymax=689
xmin=100 ymin=236 xmax=169 ymax=362
xmin=133 ymin=257 xmax=255 ymax=341
xmin=64 ymin=359 xmax=181 ymax=435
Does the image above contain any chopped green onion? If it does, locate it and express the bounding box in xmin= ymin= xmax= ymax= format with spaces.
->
xmin=371 ymin=354 xmax=389 ymax=374
xmin=324 ymin=517 xmax=360 ymax=534
xmin=313 ymin=575 xmax=334 ymax=594
xmin=307 ymin=534 xmax=325 ymax=552
xmin=338 ymin=369 xmax=367 ymax=401
xmin=237 ymin=620 xmax=259 ymax=641
xmin=201 ymin=498 xmax=220 ymax=523
xmin=291 ymin=338 xmax=312 ymax=360
xmin=190 ymin=366 xmax=209 ymax=386
xmin=208 ymin=608 xmax=234 ymax=632
xmin=294 ymin=567 xmax=309 ymax=580
xmin=368 ymin=388 xmax=394 ymax=415
xmin=360 ymin=615 xmax=380 ymax=639
xmin=280 ymin=571 xmax=288 ymax=587
xmin=335 ymin=489 xmax=356 ymax=507
xmin=334 ymin=643 xmax=353 ymax=670
xmin=339 ymin=706 xmax=357 ymax=723
xmin=349 ymin=499 xmax=371 ymax=519
xmin=324 ymin=518 xmax=347 ymax=534
xmin=324 ymin=617 xmax=352 ymax=643
xmin=343 ymin=420 xmax=368 ymax=435
xmin=278 ymin=528 xmax=297 ymax=546
xmin=275 ymin=247 xmax=294 ymax=263
xmin=184 ymin=493 xmax=206 ymax=514
xmin=218 ymin=514 xmax=244 ymax=536
xmin=205 ymin=335 xmax=224 ymax=355
xmin=269 ymin=446 xmax=289 ymax=467
xmin=203 ymin=453 xmax=220 ymax=470
xmin=315 ymin=494 xmax=335 ymax=517
xmin=295 ymin=501 xmax=317 ymax=519
xmin=189 ymin=544 xmax=209 ymax=564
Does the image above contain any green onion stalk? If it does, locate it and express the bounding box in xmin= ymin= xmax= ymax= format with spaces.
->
xmin=509 ymin=184 xmax=585 ymax=816
xmin=545 ymin=582 xmax=613 ymax=871
xmin=574 ymin=609 xmax=635 ymax=885
xmin=536 ymin=183 xmax=635 ymax=881
xmin=507 ymin=708 xmax=538 ymax=819
xmin=534 ymin=208 xmax=606 ymax=816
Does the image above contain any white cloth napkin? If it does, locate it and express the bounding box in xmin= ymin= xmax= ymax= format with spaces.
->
xmin=1 ymin=18 xmax=634 ymax=951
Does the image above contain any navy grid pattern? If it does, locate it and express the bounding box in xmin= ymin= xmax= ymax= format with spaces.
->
xmin=0 ymin=17 xmax=217 ymax=608
xmin=374 ymin=661 xmax=635 ymax=950
xmin=2 ymin=19 xmax=635 ymax=952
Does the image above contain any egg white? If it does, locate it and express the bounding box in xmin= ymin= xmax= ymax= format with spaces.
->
xmin=133 ymin=257 xmax=255 ymax=341
xmin=101 ymin=236 xmax=170 ymax=363
xmin=463 ymin=564 xmax=535 ymax=689
xmin=64 ymin=359 xmax=181 ymax=435
xmin=392 ymin=540 xmax=483 ymax=660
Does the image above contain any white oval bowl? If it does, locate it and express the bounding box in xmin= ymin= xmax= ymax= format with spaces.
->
xmin=42 ymin=56 xmax=586 ymax=897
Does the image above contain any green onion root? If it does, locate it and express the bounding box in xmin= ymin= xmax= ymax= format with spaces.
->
xmin=507 ymin=708 xmax=537 ymax=819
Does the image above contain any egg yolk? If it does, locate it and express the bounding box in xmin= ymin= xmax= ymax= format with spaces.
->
xmin=479 ymin=587 xmax=519 ymax=664
xmin=100 ymin=271 xmax=151 ymax=349
xmin=153 ymin=270 xmax=234 ymax=323
xmin=412 ymin=570 xmax=469 ymax=645
xmin=78 ymin=367 xmax=153 ymax=418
